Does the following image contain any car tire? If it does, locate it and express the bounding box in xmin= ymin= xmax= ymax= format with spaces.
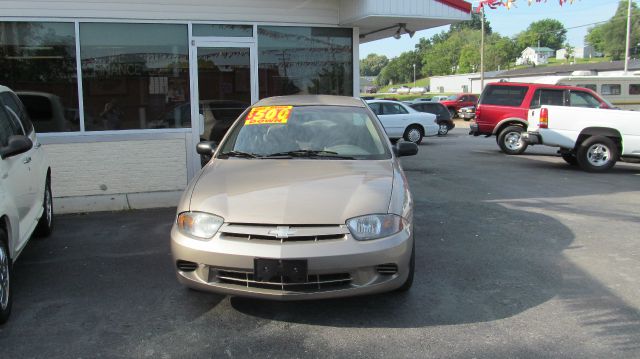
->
xmin=35 ymin=177 xmax=53 ymax=238
xmin=0 ymin=230 xmax=12 ymax=325
xmin=576 ymin=136 xmax=618 ymax=172
xmin=497 ymin=126 xmax=528 ymax=155
xmin=403 ymin=125 xmax=423 ymax=145
xmin=437 ymin=122 xmax=449 ymax=136
xmin=396 ymin=241 xmax=415 ymax=292
xmin=561 ymin=153 xmax=578 ymax=166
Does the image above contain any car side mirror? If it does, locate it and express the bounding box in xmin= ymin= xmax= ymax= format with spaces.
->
xmin=394 ymin=142 xmax=418 ymax=157
xmin=196 ymin=141 xmax=217 ymax=156
xmin=0 ymin=135 xmax=33 ymax=159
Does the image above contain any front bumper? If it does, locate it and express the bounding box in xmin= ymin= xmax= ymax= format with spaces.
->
xmin=522 ymin=131 xmax=541 ymax=145
xmin=171 ymin=225 xmax=413 ymax=300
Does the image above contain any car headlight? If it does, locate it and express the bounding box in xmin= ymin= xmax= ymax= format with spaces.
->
xmin=346 ymin=214 xmax=407 ymax=241
xmin=176 ymin=212 xmax=224 ymax=240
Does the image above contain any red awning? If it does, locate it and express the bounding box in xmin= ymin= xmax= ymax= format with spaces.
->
xmin=435 ymin=0 xmax=472 ymax=13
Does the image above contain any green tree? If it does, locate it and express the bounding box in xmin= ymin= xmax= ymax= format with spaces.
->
xmin=359 ymin=53 xmax=389 ymax=76
xmin=377 ymin=51 xmax=421 ymax=85
xmin=585 ymin=0 xmax=640 ymax=60
xmin=450 ymin=11 xmax=492 ymax=34
xmin=563 ymin=43 xmax=575 ymax=63
xmin=515 ymin=19 xmax=567 ymax=51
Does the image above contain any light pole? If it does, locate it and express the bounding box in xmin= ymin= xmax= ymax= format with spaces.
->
xmin=413 ymin=63 xmax=416 ymax=88
xmin=624 ymin=0 xmax=632 ymax=73
xmin=480 ymin=6 xmax=485 ymax=91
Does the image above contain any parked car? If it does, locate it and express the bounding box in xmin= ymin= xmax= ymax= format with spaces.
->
xmin=409 ymin=87 xmax=427 ymax=94
xmin=396 ymin=86 xmax=410 ymax=94
xmin=524 ymin=104 xmax=640 ymax=172
xmin=407 ymin=101 xmax=455 ymax=136
xmin=0 ymin=85 xmax=53 ymax=324
xmin=413 ymin=97 xmax=432 ymax=102
xmin=439 ymin=94 xmax=478 ymax=119
xmin=430 ymin=95 xmax=449 ymax=102
xmin=366 ymin=99 xmax=439 ymax=144
xmin=458 ymin=106 xmax=475 ymax=121
xmin=470 ymin=82 xmax=613 ymax=155
xmin=388 ymin=87 xmax=398 ymax=93
xmin=172 ymin=95 xmax=418 ymax=300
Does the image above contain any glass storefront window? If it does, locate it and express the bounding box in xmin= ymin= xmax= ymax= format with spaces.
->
xmin=0 ymin=22 xmax=79 ymax=132
xmin=193 ymin=24 xmax=253 ymax=37
xmin=80 ymin=23 xmax=189 ymax=131
xmin=258 ymin=26 xmax=353 ymax=98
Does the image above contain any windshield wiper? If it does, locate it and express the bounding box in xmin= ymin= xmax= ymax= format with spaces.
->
xmin=264 ymin=150 xmax=355 ymax=160
xmin=219 ymin=150 xmax=260 ymax=159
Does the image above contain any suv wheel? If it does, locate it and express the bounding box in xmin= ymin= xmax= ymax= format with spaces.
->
xmin=403 ymin=125 xmax=423 ymax=145
xmin=498 ymin=126 xmax=528 ymax=155
xmin=437 ymin=122 xmax=449 ymax=136
xmin=576 ymin=136 xmax=618 ymax=172
xmin=0 ymin=230 xmax=12 ymax=324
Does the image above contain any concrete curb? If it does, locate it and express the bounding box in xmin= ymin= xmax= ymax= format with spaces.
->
xmin=54 ymin=190 xmax=182 ymax=214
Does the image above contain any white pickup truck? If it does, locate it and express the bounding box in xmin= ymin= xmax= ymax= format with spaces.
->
xmin=523 ymin=105 xmax=640 ymax=172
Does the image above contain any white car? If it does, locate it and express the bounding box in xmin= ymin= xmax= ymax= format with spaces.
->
xmin=0 ymin=85 xmax=53 ymax=324
xmin=431 ymin=96 xmax=449 ymax=102
xmin=366 ymin=100 xmax=438 ymax=144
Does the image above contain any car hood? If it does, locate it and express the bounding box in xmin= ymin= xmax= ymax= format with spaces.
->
xmin=189 ymin=159 xmax=395 ymax=225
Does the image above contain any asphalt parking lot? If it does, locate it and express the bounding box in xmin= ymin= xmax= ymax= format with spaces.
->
xmin=1 ymin=128 xmax=639 ymax=359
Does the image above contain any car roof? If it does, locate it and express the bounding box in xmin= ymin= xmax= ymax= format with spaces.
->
xmin=254 ymin=95 xmax=366 ymax=108
xmin=0 ymin=85 xmax=13 ymax=93
xmin=486 ymin=81 xmax=595 ymax=91
xmin=365 ymin=99 xmax=405 ymax=104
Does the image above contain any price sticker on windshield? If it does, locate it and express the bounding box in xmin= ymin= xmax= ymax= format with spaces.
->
xmin=245 ymin=106 xmax=293 ymax=125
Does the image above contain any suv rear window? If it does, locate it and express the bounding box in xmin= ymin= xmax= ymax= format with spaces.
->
xmin=479 ymin=85 xmax=528 ymax=107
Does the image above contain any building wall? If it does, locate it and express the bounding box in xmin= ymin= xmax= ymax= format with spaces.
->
xmin=431 ymin=70 xmax=503 ymax=94
xmin=0 ymin=0 xmax=340 ymax=24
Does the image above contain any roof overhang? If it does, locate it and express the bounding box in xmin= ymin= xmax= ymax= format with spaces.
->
xmin=340 ymin=0 xmax=472 ymax=43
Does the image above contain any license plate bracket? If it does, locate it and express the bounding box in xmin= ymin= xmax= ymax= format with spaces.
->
xmin=254 ymin=259 xmax=307 ymax=283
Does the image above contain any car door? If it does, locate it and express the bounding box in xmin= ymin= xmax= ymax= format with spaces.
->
xmin=2 ymin=92 xmax=45 ymax=221
xmin=0 ymin=101 xmax=33 ymax=249
xmin=379 ymin=103 xmax=409 ymax=138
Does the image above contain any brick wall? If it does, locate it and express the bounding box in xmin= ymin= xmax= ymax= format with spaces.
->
xmin=44 ymin=139 xmax=188 ymax=198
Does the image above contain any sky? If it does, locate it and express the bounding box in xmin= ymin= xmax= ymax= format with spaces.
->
xmin=359 ymin=0 xmax=633 ymax=59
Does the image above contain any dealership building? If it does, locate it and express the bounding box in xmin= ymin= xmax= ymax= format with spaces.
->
xmin=1 ymin=0 xmax=470 ymax=213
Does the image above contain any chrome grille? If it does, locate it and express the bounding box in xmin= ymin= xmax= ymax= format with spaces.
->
xmin=219 ymin=223 xmax=348 ymax=243
xmin=212 ymin=268 xmax=352 ymax=292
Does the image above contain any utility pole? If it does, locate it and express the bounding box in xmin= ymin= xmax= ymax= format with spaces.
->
xmin=480 ymin=6 xmax=485 ymax=91
xmin=625 ymin=0 xmax=632 ymax=73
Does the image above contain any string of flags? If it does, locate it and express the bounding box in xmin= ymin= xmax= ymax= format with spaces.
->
xmin=476 ymin=0 xmax=575 ymax=12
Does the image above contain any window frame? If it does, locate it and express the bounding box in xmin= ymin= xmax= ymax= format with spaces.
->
xmin=568 ymin=90 xmax=602 ymax=108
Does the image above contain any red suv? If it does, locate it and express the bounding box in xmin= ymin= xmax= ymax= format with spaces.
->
xmin=470 ymin=82 xmax=611 ymax=155
xmin=439 ymin=93 xmax=478 ymax=118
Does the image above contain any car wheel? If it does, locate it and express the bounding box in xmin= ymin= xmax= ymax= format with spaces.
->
xmin=576 ymin=136 xmax=618 ymax=172
xmin=0 ymin=230 xmax=12 ymax=325
xmin=448 ymin=108 xmax=456 ymax=119
xmin=497 ymin=126 xmax=528 ymax=155
xmin=437 ymin=123 xmax=449 ymax=136
xmin=403 ymin=125 xmax=423 ymax=145
xmin=396 ymin=241 xmax=414 ymax=292
xmin=35 ymin=177 xmax=53 ymax=238
xmin=561 ymin=153 xmax=578 ymax=166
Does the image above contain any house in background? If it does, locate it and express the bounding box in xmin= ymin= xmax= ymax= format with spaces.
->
xmin=516 ymin=47 xmax=556 ymax=66
xmin=556 ymin=45 xmax=602 ymax=60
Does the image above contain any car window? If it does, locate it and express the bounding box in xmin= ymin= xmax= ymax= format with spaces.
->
xmin=469 ymin=95 xmax=478 ymax=103
xmin=577 ymin=84 xmax=597 ymax=92
xmin=382 ymin=103 xmax=408 ymax=115
xmin=479 ymin=85 xmax=528 ymax=107
xmin=570 ymin=91 xmax=602 ymax=108
xmin=0 ymin=105 xmax=23 ymax=147
xmin=1 ymin=92 xmax=33 ymax=134
xmin=530 ymin=89 xmax=565 ymax=108
xmin=601 ymin=84 xmax=621 ymax=96
xmin=368 ymin=102 xmax=382 ymax=116
xmin=220 ymin=106 xmax=391 ymax=160
xmin=629 ymin=84 xmax=640 ymax=95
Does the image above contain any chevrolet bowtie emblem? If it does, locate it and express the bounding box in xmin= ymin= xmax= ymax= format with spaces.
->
xmin=268 ymin=226 xmax=296 ymax=239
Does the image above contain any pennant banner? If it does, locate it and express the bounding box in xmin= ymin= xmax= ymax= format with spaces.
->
xmin=476 ymin=0 xmax=575 ymax=12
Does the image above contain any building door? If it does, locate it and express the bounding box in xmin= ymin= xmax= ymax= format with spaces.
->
xmin=188 ymin=40 xmax=257 ymax=177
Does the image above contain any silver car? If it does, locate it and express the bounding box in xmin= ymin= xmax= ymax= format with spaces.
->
xmin=171 ymin=95 xmax=417 ymax=300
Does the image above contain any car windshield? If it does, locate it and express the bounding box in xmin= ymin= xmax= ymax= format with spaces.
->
xmin=218 ymin=105 xmax=391 ymax=160
xmin=446 ymin=95 xmax=458 ymax=100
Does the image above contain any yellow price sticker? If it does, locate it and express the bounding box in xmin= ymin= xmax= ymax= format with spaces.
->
xmin=245 ymin=106 xmax=293 ymax=125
